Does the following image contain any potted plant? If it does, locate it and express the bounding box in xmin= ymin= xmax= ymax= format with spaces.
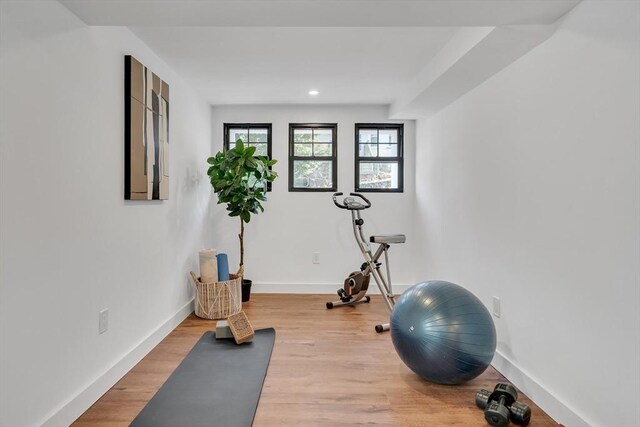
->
xmin=207 ymin=140 xmax=278 ymax=301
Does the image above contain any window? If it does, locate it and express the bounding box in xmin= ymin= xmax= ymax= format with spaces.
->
xmin=224 ymin=123 xmax=273 ymax=191
xmin=289 ymin=123 xmax=337 ymax=191
xmin=355 ymin=123 xmax=403 ymax=192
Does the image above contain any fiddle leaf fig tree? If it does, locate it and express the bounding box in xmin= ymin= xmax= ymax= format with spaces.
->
xmin=207 ymin=140 xmax=278 ymax=276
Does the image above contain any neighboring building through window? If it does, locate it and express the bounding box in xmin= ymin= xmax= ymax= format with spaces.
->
xmin=289 ymin=123 xmax=337 ymax=191
xmin=355 ymin=123 xmax=403 ymax=192
xmin=224 ymin=123 xmax=273 ymax=191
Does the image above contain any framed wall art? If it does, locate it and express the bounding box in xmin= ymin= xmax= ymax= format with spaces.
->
xmin=124 ymin=55 xmax=169 ymax=200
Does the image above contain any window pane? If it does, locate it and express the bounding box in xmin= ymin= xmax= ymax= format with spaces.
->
xmin=359 ymin=143 xmax=378 ymax=157
xmin=379 ymin=143 xmax=397 ymax=157
xmin=359 ymin=162 xmax=399 ymax=189
xmin=313 ymin=128 xmax=333 ymax=143
xmin=379 ymin=129 xmax=398 ymax=143
xmin=313 ymin=143 xmax=332 ymax=157
xmin=229 ymin=129 xmax=248 ymax=143
xmin=252 ymin=143 xmax=268 ymax=156
xmin=249 ymin=128 xmax=269 ymax=143
xmin=294 ymin=129 xmax=312 ymax=142
xmin=294 ymin=143 xmax=312 ymax=156
xmin=293 ymin=160 xmax=333 ymax=189
xmin=359 ymin=129 xmax=377 ymax=143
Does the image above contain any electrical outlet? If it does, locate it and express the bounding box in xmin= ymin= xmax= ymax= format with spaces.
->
xmin=99 ymin=308 xmax=109 ymax=334
xmin=312 ymin=252 xmax=320 ymax=264
xmin=492 ymin=297 xmax=501 ymax=318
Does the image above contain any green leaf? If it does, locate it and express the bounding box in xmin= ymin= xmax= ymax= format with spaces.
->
xmin=234 ymin=139 xmax=245 ymax=153
xmin=246 ymin=157 xmax=259 ymax=168
xmin=244 ymin=146 xmax=256 ymax=157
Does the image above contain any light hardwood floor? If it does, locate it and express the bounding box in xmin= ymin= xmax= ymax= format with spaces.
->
xmin=73 ymin=294 xmax=557 ymax=426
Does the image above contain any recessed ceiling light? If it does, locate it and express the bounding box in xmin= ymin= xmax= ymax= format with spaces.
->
xmin=308 ymin=90 xmax=319 ymax=96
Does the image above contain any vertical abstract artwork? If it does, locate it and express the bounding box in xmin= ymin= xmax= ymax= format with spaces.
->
xmin=125 ymin=55 xmax=170 ymax=200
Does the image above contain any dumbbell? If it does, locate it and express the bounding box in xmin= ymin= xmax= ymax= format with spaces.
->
xmin=475 ymin=383 xmax=531 ymax=427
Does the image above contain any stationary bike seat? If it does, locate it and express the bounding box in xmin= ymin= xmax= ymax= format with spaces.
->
xmin=370 ymin=234 xmax=406 ymax=244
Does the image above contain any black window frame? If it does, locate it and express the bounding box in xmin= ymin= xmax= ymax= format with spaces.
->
xmin=288 ymin=123 xmax=338 ymax=192
xmin=224 ymin=123 xmax=273 ymax=192
xmin=354 ymin=123 xmax=404 ymax=193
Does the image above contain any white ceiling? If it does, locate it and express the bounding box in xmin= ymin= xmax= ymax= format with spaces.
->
xmin=58 ymin=0 xmax=581 ymax=114
xmin=129 ymin=26 xmax=459 ymax=105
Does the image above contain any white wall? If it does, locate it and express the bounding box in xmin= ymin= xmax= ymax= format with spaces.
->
xmin=414 ymin=1 xmax=639 ymax=426
xmin=0 ymin=2 xmax=212 ymax=426
xmin=209 ymin=105 xmax=417 ymax=293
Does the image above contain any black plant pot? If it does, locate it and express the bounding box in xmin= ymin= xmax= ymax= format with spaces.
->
xmin=242 ymin=279 xmax=252 ymax=302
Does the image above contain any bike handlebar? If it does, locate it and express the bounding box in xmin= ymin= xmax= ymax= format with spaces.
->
xmin=332 ymin=192 xmax=372 ymax=210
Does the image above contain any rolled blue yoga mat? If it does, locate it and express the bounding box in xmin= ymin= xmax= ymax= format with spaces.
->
xmin=216 ymin=253 xmax=230 ymax=281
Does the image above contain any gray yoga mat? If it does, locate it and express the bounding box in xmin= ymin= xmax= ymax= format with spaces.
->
xmin=130 ymin=328 xmax=275 ymax=427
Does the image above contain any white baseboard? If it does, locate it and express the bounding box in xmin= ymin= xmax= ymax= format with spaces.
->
xmin=492 ymin=351 xmax=592 ymax=427
xmin=40 ymin=299 xmax=195 ymax=427
xmin=251 ymin=282 xmax=413 ymax=295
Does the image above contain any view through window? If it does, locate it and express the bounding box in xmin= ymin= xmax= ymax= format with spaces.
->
xmin=289 ymin=123 xmax=337 ymax=191
xmin=355 ymin=123 xmax=403 ymax=192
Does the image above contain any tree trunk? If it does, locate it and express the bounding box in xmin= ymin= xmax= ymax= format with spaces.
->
xmin=239 ymin=217 xmax=244 ymax=271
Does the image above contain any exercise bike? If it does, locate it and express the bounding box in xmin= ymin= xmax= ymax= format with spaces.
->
xmin=326 ymin=192 xmax=406 ymax=332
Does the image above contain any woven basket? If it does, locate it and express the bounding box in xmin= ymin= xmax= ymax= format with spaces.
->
xmin=190 ymin=272 xmax=242 ymax=320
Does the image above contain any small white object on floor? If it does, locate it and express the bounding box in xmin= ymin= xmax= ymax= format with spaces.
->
xmin=215 ymin=320 xmax=234 ymax=339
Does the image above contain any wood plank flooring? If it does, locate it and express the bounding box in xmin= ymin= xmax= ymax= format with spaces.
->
xmin=73 ymin=294 xmax=557 ymax=426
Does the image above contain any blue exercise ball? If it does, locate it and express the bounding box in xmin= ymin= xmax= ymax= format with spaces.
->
xmin=390 ymin=280 xmax=496 ymax=385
